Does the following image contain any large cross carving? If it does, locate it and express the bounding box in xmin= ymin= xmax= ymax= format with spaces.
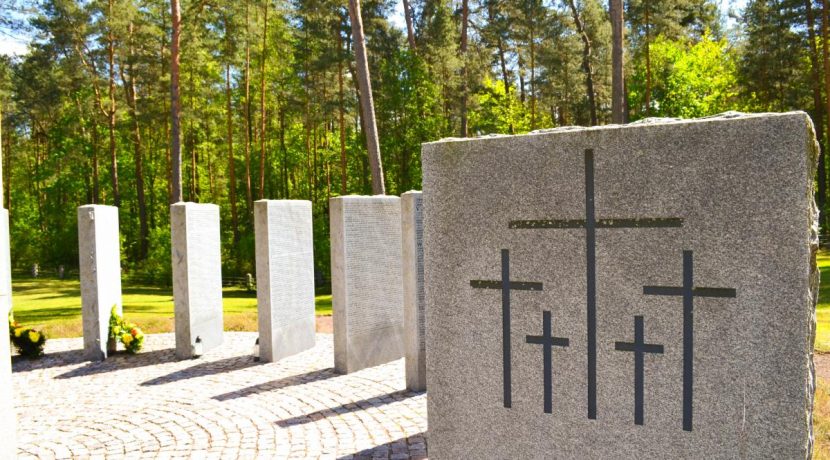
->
xmin=509 ymin=148 xmax=682 ymax=419
xmin=470 ymin=249 xmax=543 ymax=408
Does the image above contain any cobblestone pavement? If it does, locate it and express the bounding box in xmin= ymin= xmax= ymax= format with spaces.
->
xmin=11 ymin=333 xmax=427 ymax=459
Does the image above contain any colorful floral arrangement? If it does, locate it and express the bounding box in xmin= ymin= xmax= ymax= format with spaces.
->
xmin=108 ymin=306 xmax=144 ymax=354
xmin=8 ymin=313 xmax=46 ymax=358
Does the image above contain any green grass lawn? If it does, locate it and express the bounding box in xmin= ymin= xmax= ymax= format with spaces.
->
xmin=818 ymin=251 xmax=830 ymax=353
xmin=10 ymin=277 xmax=332 ymax=338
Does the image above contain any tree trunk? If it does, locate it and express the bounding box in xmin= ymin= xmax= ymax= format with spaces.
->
xmin=518 ymin=54 xmax=526 ymax=103
xmin=402 ymin=0 xmax=417 ymax=51
xmin=3 ymin=120 xmax=9 ymax=212
xmin=161 ymin=6 xmax=172 ymax=203
xmin=259 ymin=0 xmax=268 ymax=199
xmin=188 ymin=69 xmax=196 ymax=201
xmin=338 ymin=25 xmax=348 ymax=195
xmin=644 ymin=4 xmax=652 ymax=116
xmin=488 ymin=1 xmax=513 ymax=133
xmin=280 ymin=108 xmax=288 ymax=198
xmin=92 ymin=122 xmax=100 ymax=204
xmin=227 ymin=63 xmax=239 ymax=244
xmin=348 ymin=0 xmax=386 ymax=194
xmin=244 ymin=0 xmax=253 ymax=213
xmin=460 ymin=0 xmax=469 ymax=137
xmin=107 ymin=0 xmax=120 ymax=207
xmin=170 ymin=0 xmax=183 ymax=203
xmin=530 ymin=14 xmax=536 ymax=129
xmin=610 ymin=0 xmax=626 ymax=123
xmin=808 ymin=0 xmax=826 ymax=218
xmin=122 ymin=21 xmax=149 ymax=260
xmin=566 ymin=0 xmax=598 ymax=126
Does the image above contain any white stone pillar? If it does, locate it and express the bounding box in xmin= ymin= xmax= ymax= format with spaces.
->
xmin=171 ymin=202 xmax=223 ymax=359
xmin=77 ymin=205 xmax=122 ymax=361
xmin=330 ymin=195 xmax=404 ymax=374
xmin=254 ymin=200 xmax=315 ymax=363
xmin=0 ymin=209 xmax=11 ymax=316
xmin=402 ymin=191 xmax=426 ymax=391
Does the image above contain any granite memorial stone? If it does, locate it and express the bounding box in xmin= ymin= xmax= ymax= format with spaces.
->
xmin=78 ymin=205 xmax=123 ymax=361
xmin=171 ymin=202 xmax=223 ymax=359
xmin=422 ymin=112 xmax=818 ymax=458
xmin=330 ymin=195 xmax=405 ymax=374
xmin=402 ymin=191 xmax=427 ymax=391
xmin=254 ymin=199 xmax=315 ymax=362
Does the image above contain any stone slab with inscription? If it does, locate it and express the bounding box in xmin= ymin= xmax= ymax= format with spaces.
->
xmin=78 ymin=205 xmax=122 ymax=361
xmin=330 ymin=195 xmax=404 ymax=374
xmin=402 ymin=191 xmax=427 ymax=391
xmin=254 ymin=199 xmax=316 ymax=362
xmin=171 ymin=202 xmax=223 ymax=359
xmin=422 ymin=112 xmax=819 ymax=458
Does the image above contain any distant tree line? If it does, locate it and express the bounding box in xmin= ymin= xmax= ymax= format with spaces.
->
xmin=0 ymin=0 xmax=825 ymax=283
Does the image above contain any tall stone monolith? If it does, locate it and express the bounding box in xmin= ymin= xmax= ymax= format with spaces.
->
xmin=171 ymin=202 xmax=223 ymax=359
xmin=402 ymin=191 xmax=426 ymax=391
xmin=254 ymin=199 xmax=315 ymax=362
xmin=330 ymin=195 xmax=404 ymax=374
xmin=78 ymin=205 xmax=122 ymax=361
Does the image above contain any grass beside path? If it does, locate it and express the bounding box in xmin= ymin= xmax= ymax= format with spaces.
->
xmin=818 ymin=251 xmax=830 ymax=353
xmin=10 ymin=277 xmax=332 ymax=339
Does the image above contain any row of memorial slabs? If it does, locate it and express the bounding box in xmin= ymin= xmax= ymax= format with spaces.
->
xmin=74 ymin=194 xmax=427 ymax=389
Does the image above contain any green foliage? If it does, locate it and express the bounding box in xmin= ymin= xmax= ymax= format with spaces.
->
xmin=108 ymin=306 xmax=144 ymax=354
xmin=132 ymin=226 xmax=171 ymax=286
xmin=628 ymin=34 xmax=738 ymax=119
xmin=469 ymin=76 xmax=531 ymax=135
xmin=0 ymin=0 xmax=828 ymax=277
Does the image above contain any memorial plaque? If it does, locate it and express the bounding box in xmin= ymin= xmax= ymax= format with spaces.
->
xmin=330 ymin=195 xmax=404 ymax=374
xmin=422 ymin=112 xmax=818 ymax=458
xmin=254 ymin=199 xmax=315 ymax=362
xmin=171 ymin=202 xmax=223 ymax=359
xmin=402 ymin=191 xmax=427 ymax=391
xmin=77 ymin=205 xmax=123 ymax=361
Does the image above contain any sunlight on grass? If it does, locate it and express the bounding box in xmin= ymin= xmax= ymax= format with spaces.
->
xmin=817 ymin=252 xmax=830 ymax=353
xmin=9 ymin=277 xmax=332 ymax=338
xmin=816 ymin=381 xmax=830 ymax=460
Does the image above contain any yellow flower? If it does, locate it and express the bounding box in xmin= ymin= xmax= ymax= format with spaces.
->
xmin=112 ymin=326 xmax=121 ymax=336
xmin=14 ymin=328 xmax=23 ymax=338
xmin=122 ymin=333 xmax=133 ymax=346
xmin=28 ymin=331 xmax=40 ymax=343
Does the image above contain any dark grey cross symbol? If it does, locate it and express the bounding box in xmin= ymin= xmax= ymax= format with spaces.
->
xmin=643 ymin=250 xmax=736 ymax=431
xmin=526 ymin=311 xmax=569 ymax=414
xmin=470 ymin=249 xmax=543 ymax=408
xmin=510 ymin=148 xmax=682 ymax=419
xmin=615 ymin=315 xmax=664 ymax=426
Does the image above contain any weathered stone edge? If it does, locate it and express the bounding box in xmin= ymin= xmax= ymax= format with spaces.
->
xmin=423 ymin=111 xmax=810 ymax=145
xmin=807 ymin=112 xmax=820 ymax=460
